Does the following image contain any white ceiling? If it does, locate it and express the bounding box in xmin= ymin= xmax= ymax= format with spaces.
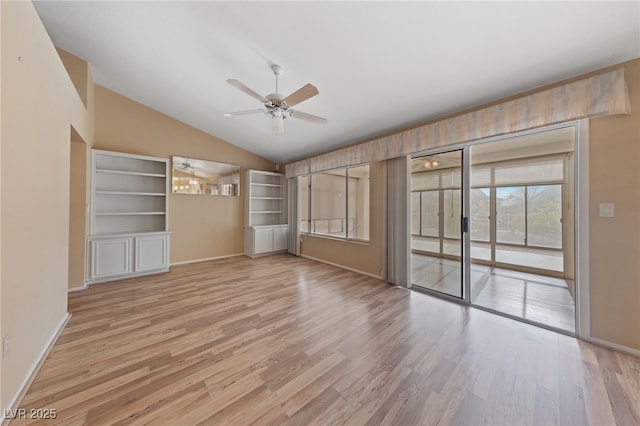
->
xmin=33 ymin=1 xmax=640 ymax=165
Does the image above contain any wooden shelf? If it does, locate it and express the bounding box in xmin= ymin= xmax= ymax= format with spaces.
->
xmin=89 ymin=149 xmax=171 ymax=284
xmin=96 ymin=191 xmax=166 ymax=196
xmin=245 ymin=170 xmax=286 ymax=226
xmin=96 ymin=169 xmax=166 ymax=178
xmin=96 ymin=212 xmax=166 ymax=216
xmin=244 ymin=169 xmax=288 ymax=257
xmin=251 ymin=183 xmax=283 ymax=188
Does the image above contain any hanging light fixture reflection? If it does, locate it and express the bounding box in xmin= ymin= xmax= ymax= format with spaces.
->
xmin=423 ymin=157 xmax=440 ymax=169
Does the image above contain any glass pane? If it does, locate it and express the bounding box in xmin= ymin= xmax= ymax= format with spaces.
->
xmin=470 ymin=188 xmax=490 ymax=242
xmin=440 ymin=169 xmax=461 ymax=189
xmin=471 ymin=241 xmax=491 ymax=261
xmin=310 ymin=171 xmax=346 ymax=237
xmin=496 ymin=187 xmax=525 ymax=245
xmin=527 ymin=185 xmax=562 ymax=248
xmin=443 ymin=189 xmax=461 ymax=239
xmin=494 ymin=157 xmax=564 ymax=186
xmin=421 ymin=191 xmax=439 ymax=237
xmin=471 ymin=165 xmax=491 ymax=187
xmin=469 ymin=126 xmax=575 ymax=334
xmin=299 ymin=175 xmax=310 ymax=233
xmin=411 ymin=192 xmax=421 ymax=235
xmin=411 ymin=150 xmax=462 ymax=299
xmin=411 ymin=172 xmax=440 ymax=190
xmin=347 ymin=165 xmax=370 ymax=240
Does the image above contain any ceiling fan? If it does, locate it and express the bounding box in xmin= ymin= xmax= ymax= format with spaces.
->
xmin=224 ymin=65 xmax=327 ymax=135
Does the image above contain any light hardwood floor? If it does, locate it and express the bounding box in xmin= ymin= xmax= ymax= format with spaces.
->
xmin=410 ymin=254 xmax=575 ymax=332
xmin=12 ymin=254 xmax=640 ymax=425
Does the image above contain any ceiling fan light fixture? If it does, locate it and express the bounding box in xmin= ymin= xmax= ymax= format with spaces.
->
xmin=273 ymin=116 xmax=284 ymax=135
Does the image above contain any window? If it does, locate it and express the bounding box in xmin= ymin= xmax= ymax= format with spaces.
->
xmin=300 ymin=164 xmax=370 ymax=241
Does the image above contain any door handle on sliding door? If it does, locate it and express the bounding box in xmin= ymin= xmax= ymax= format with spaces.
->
xmin=462 ymin=216 xmax=469 ymax=233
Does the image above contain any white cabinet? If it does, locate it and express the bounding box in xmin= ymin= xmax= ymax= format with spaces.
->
xmin=88 ymin=233 xmax=170 ymax=283
xmin=87 ymin=150 xmax=171 ymax=284
xmin=273 ymin=226 xmax=288 ymax=251
xmin=89 ymin=237 xmax=132 ymax=280
xmin=253 ymin=227 xmax=274 ymax=254
xmin=244 ymin=225 xmax=288 ymax=258
xmin=244 ymin=170 xmax=288 ymax=257
xmin=135 ymin=234 xmax=169 ymax=272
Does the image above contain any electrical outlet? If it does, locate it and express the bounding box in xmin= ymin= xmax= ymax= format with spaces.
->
xmin=599 ymin=203 xmax=614 ymax=218
xmin=3 ymin=335 xmax=10 ymax=357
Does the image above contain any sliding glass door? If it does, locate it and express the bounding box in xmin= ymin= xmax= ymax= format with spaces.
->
xmin=409 ymin=125 xmax=577 ymax=334
xmin=410 ymin=150 xmax=464 ymax=299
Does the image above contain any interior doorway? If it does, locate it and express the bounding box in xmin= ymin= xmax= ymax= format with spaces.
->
xmin=410 ymin=125 xmax=577 ymax=333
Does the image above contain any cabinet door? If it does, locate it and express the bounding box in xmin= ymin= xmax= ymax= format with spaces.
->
xmin=273 ymin=226 xmax=288 ymax=251
xmin=135 ymin=234 xmax=169 ymax=272
xmin=90 ymin=237 xmax=132 ymax=280
xmin=254 ymin=228 xmax=274 ymax=254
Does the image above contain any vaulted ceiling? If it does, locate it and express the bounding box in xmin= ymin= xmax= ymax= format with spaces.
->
xmin=34 ymin=1 xmax=640 ymax=165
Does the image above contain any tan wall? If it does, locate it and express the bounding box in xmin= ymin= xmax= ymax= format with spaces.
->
xmin=1 ymin=1 xmax=92 ymax=410
xmin=298 ymin=59 xmax=640 ymax=352
xmin=301 ymin=161 xmax=384 ymax=277
xmin=58 ymin=49 xmax=95 ymax=290
xmin=0 ymin=0 xmax=3 ymax=408
xmin=589 ymin=59 xmax=640 ymax=351
xmin=93 ymin=86 xmax=275 ymax=263
xmin=68 ymin=137 xmax=87 ymax=288
xmin=56 ymin=48 xmax=88 ymax=108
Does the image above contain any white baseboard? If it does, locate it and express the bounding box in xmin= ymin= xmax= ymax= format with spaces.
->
xmin=68 ymin=285 xmax=87 ymax=293
xmin=301 ymin=254 xmax=383 ymax=280
xmin=588 ymin=337 xmax=640 ymax=358
xmin=171 ymin=253 xmax=244 ymax=266
xmin=2 ymin=313 xmax=71 ymax=424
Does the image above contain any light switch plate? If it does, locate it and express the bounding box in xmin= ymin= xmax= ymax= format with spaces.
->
xmin=599 ymin=203 xmax=614 ymax=218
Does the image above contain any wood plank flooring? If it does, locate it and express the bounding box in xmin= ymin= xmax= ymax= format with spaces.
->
xmin=11 ymin=254 xmax=640 ymax=425
xmin=410 ymin=254 xmax=576 ymax=332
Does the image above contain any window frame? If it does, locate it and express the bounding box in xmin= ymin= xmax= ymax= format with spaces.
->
xmin=300 ymin=163 xmax=371 ymax=242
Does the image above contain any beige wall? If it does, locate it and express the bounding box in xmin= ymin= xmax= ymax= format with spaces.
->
xmin=68 ymin=137 xmax=87 ymax=289
xmin=58 ymin=49 xmax=94 ymax=290
xmin=1 ymin=1 xmax=92 ymax=410
xmin=589 ymin=59 xmax=640 ymax=351
xmin=93 ymin=86 xmax=275 ymax=263
xmin=56 ymin=48 xmax=88 ymax=108
xmin=0 ymin=0 xmax=3 ymax=408
xmin=299 ymin=59 xmax=640 ymax=352
xmin=301 ymin=161 xmax=384 ymax=277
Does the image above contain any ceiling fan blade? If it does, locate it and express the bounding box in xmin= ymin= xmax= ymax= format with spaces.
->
xmin=227 ymin=79 xmax=269 ymax=103
xmin=272 ymin=116 xmax=284 ymax=135
xmin=282 ymin=83 xmax=319 ymax=107
xmin=223 ymin=109 xmax=265 ymax=117
xmin=292 ymin=110 xmax=328 ymax=124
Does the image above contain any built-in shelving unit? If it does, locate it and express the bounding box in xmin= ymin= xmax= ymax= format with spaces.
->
xmin=87 ymin=150 xmax=170 ymax=284
xmin=244 ymin=170 xmax=288 ymax=257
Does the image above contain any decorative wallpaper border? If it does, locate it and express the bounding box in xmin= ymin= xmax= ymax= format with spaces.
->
xmin=286 ymin=68 xmax=630 ymax=177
